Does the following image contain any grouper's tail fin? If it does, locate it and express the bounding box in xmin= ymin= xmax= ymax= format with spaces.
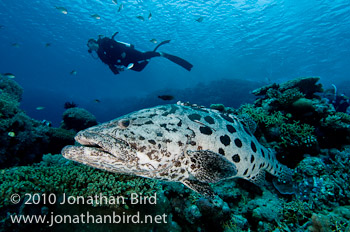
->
xmin=160 ymin=52 xmax=193 ymax=71
xmin=153 ymin=40 xmax=171 ymax=52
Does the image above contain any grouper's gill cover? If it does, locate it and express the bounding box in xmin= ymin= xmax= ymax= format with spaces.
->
xmin=62 ymin=103 xmax=293 ymax=196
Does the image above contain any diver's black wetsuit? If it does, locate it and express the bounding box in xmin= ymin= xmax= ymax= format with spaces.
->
xmin=96 ymin=37 xmax=160 ymax=74
xmin=95 ymin=36 xmax=193 ymax=75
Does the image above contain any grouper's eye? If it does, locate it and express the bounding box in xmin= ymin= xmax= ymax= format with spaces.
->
xmin=118 ymin=119 xmax=130 ymax=129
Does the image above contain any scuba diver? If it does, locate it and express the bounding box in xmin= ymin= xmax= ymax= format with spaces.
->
xmin=87 ymin=32 xmax=193 ymax=75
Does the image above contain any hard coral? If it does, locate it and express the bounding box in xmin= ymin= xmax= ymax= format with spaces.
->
xmin=0 ymin=154 xmax=162 ymax=209
xmin=0 ymin=75 xmax=23 ymax=101
xmin=61 ymin=107 xmax=97 ymax=132
xmin=279 ymin=76 xmax=323 ymax=98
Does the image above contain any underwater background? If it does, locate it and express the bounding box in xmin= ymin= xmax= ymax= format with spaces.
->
xmin=1 ymin=0 xmax=350 ymax=231
xmin=1 ymin=0 xmax=349 ymax=126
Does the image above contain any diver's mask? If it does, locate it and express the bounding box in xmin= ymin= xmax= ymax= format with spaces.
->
xmin=87 ymin=38 xmax=98 ymax=53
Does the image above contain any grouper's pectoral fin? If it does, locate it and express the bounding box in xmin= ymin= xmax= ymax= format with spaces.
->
xmin=182 ymin=179 xmax=214 ymax=197
xmin=186 ymin=150 xmax=238 ymax=183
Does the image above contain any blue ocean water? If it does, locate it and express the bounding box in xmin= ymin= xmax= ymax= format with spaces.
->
xmin=0 ymin=0 xmax=349 ymax=125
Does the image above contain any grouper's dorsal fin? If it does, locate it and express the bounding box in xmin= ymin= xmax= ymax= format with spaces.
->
xmin=186 ymin=150 xmax=237 ymax=183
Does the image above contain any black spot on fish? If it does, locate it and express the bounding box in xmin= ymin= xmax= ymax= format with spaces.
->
xmin=221 ymin=114 xmax=234 ymax=123
xmin=148 ymin=113 xmax=157 ymax=118
xmin=199 ymin=126 xmax=212 ymax=135
xmin=251 ymin=141 xmax=257 ymax=153
xmin=158 ymin=144 xmax=161 ymax=149
xmin=178 ymin=141 xmax=183 ymax=146
xmin=232 ymin=154 xmax=240 ymax=163
xmin=145 ymin=120 xmax=154 ymax=125
xmin=189 ymin=141 xmax=196 ymax=146
xmin=148 ymin=139 xmax=156 ymax=145
xmin=226 ymin=125 xmax=236 ymax=133
xmin=261 ymin=149 xmax=265 ymax=158
xmin=162 ymin=112 xmax=170 ymax=116
xmin=234 ymin=138 xmax=242 ymax=147
xmin=251 ymin=155 xmax=255 ymax=163
xmin=188 ymin=114 xmax=201 ymax=122
xmin=220 ymin=135 xmax=231 ymax=146
xmin=252 ymin=164 xmax=255 ymax=172
xmin=218 ymin=148 xmax=225 ymax=156
xmin=139 ymin=136 xmax=145 ymax=140
xmin=156 ymin=132 xmax=163 ymax=137
xmin=243 ymin=169 xmax=248 ymax=176
xmin=204 ymin=116 xmax=215 ymax=124
xmin=243 ymin=125 xmax=252 ymax=136
xmin=177 ymin=120 xmax=182 ymax=127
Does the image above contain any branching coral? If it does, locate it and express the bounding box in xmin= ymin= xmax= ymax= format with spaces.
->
xmin=0 ymin=154 xmax=162 ymax=209
xmin=239 ymin=104 xmax=286 ymax=127
xmin=322 ymin=112 xmax=350 ymax=130
xmin=280 ymin=121 xmax=316 ymax=148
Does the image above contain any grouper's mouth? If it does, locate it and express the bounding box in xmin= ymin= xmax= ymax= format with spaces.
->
xmin=62 ymin=130 xmax=131 ymax=160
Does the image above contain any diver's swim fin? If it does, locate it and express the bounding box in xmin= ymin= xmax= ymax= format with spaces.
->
xmin=112 ymin=31 xmax=119 ymax=40
xmin=153 ymin=40 xmax=171 ymax=52
xmin=161 ymin=52 xmax=193 ymax=71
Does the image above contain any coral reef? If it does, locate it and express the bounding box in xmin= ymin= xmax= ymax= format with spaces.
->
xmin=1 ymin=76 xmax=350 ymax=231
xmin=0 ymin=76 xmax=75 ymax=169
xmin=61 ymin=107 xmax=97 ymax=132
xmin=237 ymin=76 xmax=350 ymax=166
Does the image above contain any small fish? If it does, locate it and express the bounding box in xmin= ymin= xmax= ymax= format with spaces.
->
xmin=70 ymin=70 xmax=77 ymax=75
xmin=55 ymin=6 xmax=68 ymax=14
xmin=94 ymin=99 xmax=101 ymax=103
xmin=150 ymin=38 xmax=157 ymax=44
xmin=195 ymin=17 xmax=204 ymax=22
xmin=41 ymin=120 xmax=52 ymax=127
xmin=112 ymin=0 xmax=118 ymax=4
xmin=11 ymin=43 xmax=20 ymax=48
xmin=8 ymin=132 xmax=15 ymax=137
xmin=118 ymin=4 xmax=123 ymax=12
xmin=148 ymin=12 xmax=152 ymax=20
xmin=126 ymin=63 xmax=134 ymax=69
xmin=136 ymin=16 xmax=144 ymax=21
xmin=158 ymin=95 xmax=174 ymax=101
xmin=2 ymin=73 xmax=15 ymax=79
xmin=91 ymin=14 xmax=101 ymax=20
xmin=36 ymin=106 xmax=45 ymax=110
xmin=45 ymin=43 xmax=51 ymax=47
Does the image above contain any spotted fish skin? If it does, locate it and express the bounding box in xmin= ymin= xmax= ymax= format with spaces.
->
xmin=62 ymin=103 xmax=293 ymax=196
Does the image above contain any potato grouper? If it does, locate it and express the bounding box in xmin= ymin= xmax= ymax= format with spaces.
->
xmin=62 ymin=103 xmax=293 ymax=196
